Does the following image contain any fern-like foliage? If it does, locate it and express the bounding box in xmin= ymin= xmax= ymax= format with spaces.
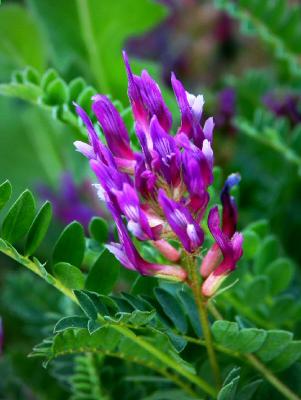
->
xmin=69 ymin=354 xmax=108 ymax=400
xmin=235 ymin=108 xmax=301 ymax=174
xmin=1 ymin=180 xmax=301 ymax=399
xmin=215 ymin=0 xmax=301 ymax=83
xmin=0 ymin=67 xmax=132 ymax=139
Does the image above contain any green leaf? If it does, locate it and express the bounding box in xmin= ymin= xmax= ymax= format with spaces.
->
xmin=218 ymin=370 xmax=240 ymax=400
xmin=242 ymin=230 xmax=260 ymax=259
xmin=0 ymin=4 xmax=46 ymax=75
xmin=1 ymin=190 xmax=35 ymax=243
xmin=246 ymin=219 xmax=269 ymax=238
xmin=233 ymin=328 xmax=267 ymax=353
xmin=265 ymin=258 xmax=294 ymax=295
xmin=131 ymin=275 xmax=158 ymax=297
xmin=0 ymin=81 xmax=42 ymax=103
xmin=73 ymin=290 xmax=98 ymax=320
xmin=40 ymin=68 xmax=59 ymax=91
xmin=53 ymin=221 xmax=85 ymax=267
xmin=154 ymin=288 xmax=187 ymax=334
xmin=212 ymin=321 xmax=240 ymax=350
xmin=53 ymin=262 xmax=85 ymax=290
xmin=69 ymin=77 xmax=86 ymax=100
xmin=54 ymin=316 xmax=89 ymax=333
xmin=0 ymin=180 xmax=12 ymax=211
xmin=76 ymin=86 xmax=96 ymax=111
xmin=212 ymin=321 xmax=266 ymax=353
xmin=85 ymin=249 xmax=120 ymax=295
xmin=44 ymin=77 xmax=69 ymax=105
xmin=25 ymin=201 xmax=52 ymax=255
xmin=236 ymin=379 xmax=262 ymax=400
xmin=269 ymin=341 xmax=301 ymax=372
xmin=245 ymin=276 xmax=269 ymax=305
xmin=87 ymin=319 xmax=103 ymax=334
xmin=177 ymin=288 xmax=202 ymax=337
xmin=254 ymin=235 xmax=280 ymax=274
xmin=89 ymin=217 xmax=109 ymax=244
xmin=255 ymin=330 xmax=293 ymax=361
xmin=22 ymin=66 xmax=41 ymax=85
xmin=128 ymin=309 xmax=156 ymax=326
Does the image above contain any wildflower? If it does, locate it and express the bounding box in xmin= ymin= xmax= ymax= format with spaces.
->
xmin=74 ymin=52 xmax=242 ymax=288
xmin=201 ymin=174 xmax=243 ymax=296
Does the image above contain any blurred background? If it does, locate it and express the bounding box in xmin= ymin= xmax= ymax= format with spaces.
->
xmin=0 ymin=0 xmax=301 ymax=398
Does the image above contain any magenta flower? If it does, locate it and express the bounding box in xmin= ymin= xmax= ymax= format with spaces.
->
xmin=74 ymin=52 xmax=242 ymax=289
xmin=201 ymin=174 xmax=243 ymax=296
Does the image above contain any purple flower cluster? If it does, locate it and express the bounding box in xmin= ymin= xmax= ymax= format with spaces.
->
xmin=74 ymin=52 xmax=243 ymax=296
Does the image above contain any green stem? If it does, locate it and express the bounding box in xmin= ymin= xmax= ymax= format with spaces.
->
xmin=185 ymin=254 xmax=221 ymax=388
xmin=245 ymin=354 xmax=301 ymax=400
xmin=0 ymin=241 xmax=78 ymax=303
xmin=75 ymin=0 xmax=110 ymax=93
xmin=109 ymin=324 xmax=216 ymax=397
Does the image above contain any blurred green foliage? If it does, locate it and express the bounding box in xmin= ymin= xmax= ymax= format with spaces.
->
xmin=1 ymin=0 xmax=301 ymax=399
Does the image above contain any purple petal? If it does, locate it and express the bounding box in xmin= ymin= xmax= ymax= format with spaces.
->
xmin=123 ymin=51 xmax=172 ymax=132
xmin=202 ymin=139 xmax=213 ymax=169
xmin=74 ymin=103 xmax=102 ymax=158
xmin=135 ymin=154 xmax=157 ymax=199
xmin=158 ymin=189 xmax=204 ymax=252
xmin=114 ymin=183 xmax=157 ymax=240
xmin=105 ymin=196 xmax=186 ymax=280
xmin=123 ymin=51 xmax=148 ymax=129
xmin=138 ymin=70 xmax=172 ymax=132
xmin=207 ymin=206 xmax=243 ymax=274
xmin=92 ymin=95 xmax=134 ymax=160
xmin=186 ymin=92 xmax=204 ymax=122
xmin=171 ymin=73 xmax=204 ymax=148
xmin=208 ymin=206 xmax=231 ymax=255
xmin=106 ymin=242 xmax=136 ymax=271
xmin=74 ymin=141 xmax=95 ymax=159
xmin=221 ymin=173 xmax=241 ymax=237
xmin=150 ymin=116 xmax=181 ymax=187
xmin=181 ymin=149 xmax=211 ymax=216
xmin=203 ymin=117 xmax=215 ymax=143
xmin=90 ymin=158 xmax=130 ymax=201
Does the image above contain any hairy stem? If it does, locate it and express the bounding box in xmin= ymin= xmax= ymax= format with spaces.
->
xmin=185 ymin=254 xmax=221 ymax=388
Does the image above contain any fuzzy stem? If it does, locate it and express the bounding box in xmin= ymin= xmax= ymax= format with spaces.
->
xmin=185 ymin=253 xmax=221 ymax=388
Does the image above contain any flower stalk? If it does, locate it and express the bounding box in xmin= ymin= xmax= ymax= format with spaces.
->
xmin=185 ymin=253 xmax=221 ymax=388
